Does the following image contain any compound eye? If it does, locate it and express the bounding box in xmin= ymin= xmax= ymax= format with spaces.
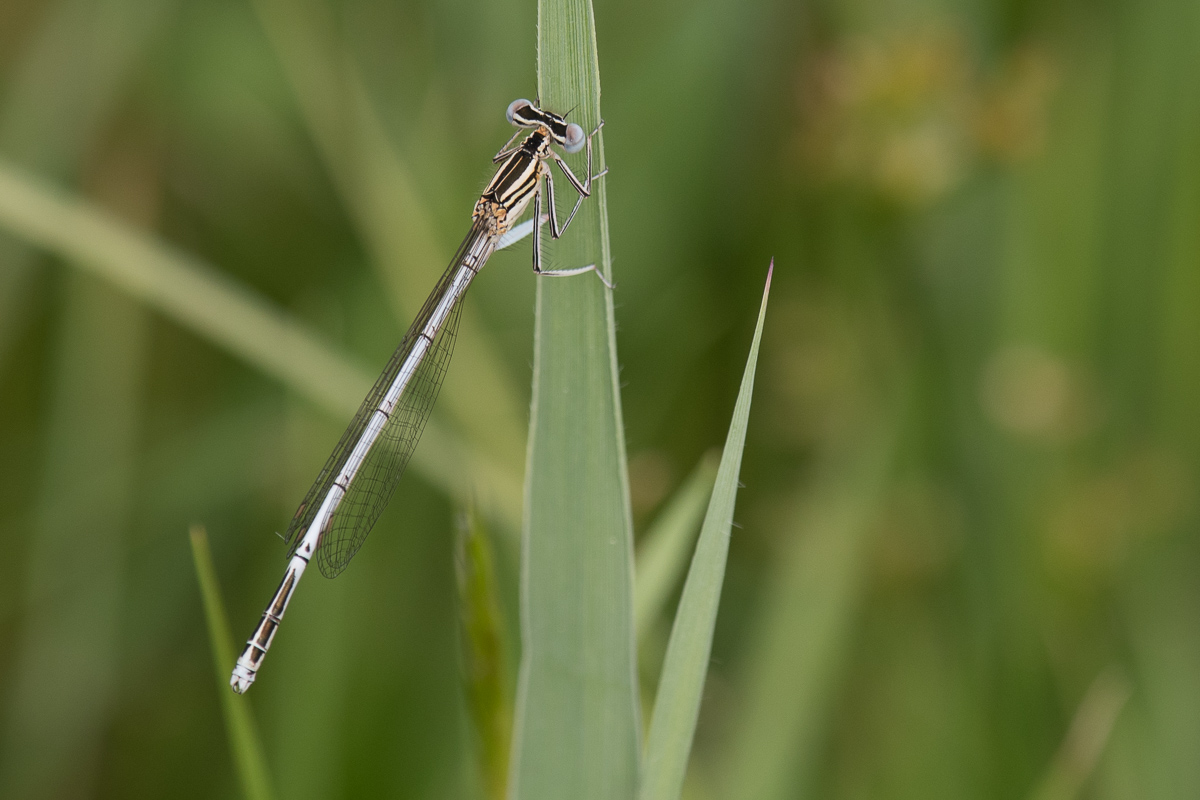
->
xmin=563 ymin=122 xmax=586 ymax=153
xmin=506 ymin=98 xmax=533 ymax=126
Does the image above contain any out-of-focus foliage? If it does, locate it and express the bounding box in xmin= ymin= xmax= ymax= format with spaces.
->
xmin=0 ymin=0 xmax=1197 ymax=797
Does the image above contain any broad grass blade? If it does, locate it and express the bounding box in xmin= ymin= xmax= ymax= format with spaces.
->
xmin=509 ymin=0 xmax=639 ymax=797
xmin=634 ymin=452 xmax=720 ymax=641
xmin=639 ymin=264 xmax=772 ymax=800
xmin=189 ymin=525 xmax=275 ymax=800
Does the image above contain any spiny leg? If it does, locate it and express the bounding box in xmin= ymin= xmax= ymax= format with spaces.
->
xmin=549 ymin=121 xmax=609 ymax=235
xmin=554 ymin=119 xmax=606 ymax=194
xmin=536 ymin=261 xmax=615 ymax=290
xmin=551 ymin=159 xmax=605 ymax=237
xmin=545 ymin=164 xmax=563 ymax=237
xmin=532 ymin=174 xmax=614 ymax=289
xmin=532 ymin=184 xmax=544 ymax=274
xmin=492 ymin=129 xmax=525 ymax=163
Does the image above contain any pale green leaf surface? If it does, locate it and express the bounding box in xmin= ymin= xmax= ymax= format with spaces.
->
xmin=189 ymin=525 xmax=275 ymax=800
xmin=0 ymin=159 xmax=522 ymax=529
xmin=634 ymin=452 xmax=720 ymax=642
xmin=509 ymin=0 xmax=640 ymax=797
xmin=639 ymin=265 xmax=772 ymax=800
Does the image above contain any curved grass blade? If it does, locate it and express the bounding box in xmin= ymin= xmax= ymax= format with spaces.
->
xmin=634 ymin=451 xmax=720 ymax=642
xmin=189 ymin=525 xmax=275 ymax=800
xmin=0 ymin=0 xmax=176 ymax=374
xmin=0 ymin=158 xmax=522 ymax=529
xmin=639 ymin=264 xmax=772 ymax=800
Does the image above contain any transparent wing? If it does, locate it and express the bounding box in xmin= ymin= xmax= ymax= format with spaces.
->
xmin=283 ymin=225 xmax=487 ymax=577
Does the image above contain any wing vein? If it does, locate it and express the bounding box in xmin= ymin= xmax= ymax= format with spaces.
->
xmin=283 ymin=222 xmax=494 ymax=577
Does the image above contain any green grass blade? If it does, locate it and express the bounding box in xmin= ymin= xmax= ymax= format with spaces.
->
xmin=188 ymin=525 xmax=275 ymax=800
xmin=638 ymin=265 xmax=772 ymax=800
xmin=456 ymin=507 xmax=514 ymax=800
xmin=0 ymin=159 xmax=521 ymax=529
xmin=509 ymin=1 xmax=639 ymax=797
xmin=634 ymin=452 xmax=720 ymax=642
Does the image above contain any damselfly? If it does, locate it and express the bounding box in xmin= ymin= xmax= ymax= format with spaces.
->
xmin=231 ymin=99 xmax=609 ymax=694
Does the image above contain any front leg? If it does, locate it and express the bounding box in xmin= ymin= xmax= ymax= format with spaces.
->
xmin=551 ymin=119 xmax=607 ymax=195
xmin=492 ymin=129 xmax=525 ymax=163
xmin=550 ymin=122 xmax=609 ymax=235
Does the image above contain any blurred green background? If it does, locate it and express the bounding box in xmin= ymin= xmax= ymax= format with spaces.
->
xmin=1 ymin=0 xmax=1198 ymax=797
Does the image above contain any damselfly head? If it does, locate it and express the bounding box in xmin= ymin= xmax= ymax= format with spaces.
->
xmin=507 ymin=99 xmax=585 ymax=153
xmin=563 ymin=123 xmax=586 ymax=154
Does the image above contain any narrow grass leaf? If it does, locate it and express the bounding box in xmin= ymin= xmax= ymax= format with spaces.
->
xmin=639 ymin=264 xmax=772 ymax=800
xmin=634 ymin=451 xmax=720 ymax=642
xmin=456 ymin=506 xmax=514 ymax=800
xmin=189 ymin=525 xmax=275 ymax=800
xmin=0 ymin=160 xmax=521 ymax=528
xmin=509 ymin=0 xmax=640 ymax=797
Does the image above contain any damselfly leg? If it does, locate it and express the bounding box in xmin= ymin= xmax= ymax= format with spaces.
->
xmin=549 ymin=120 xmax=607 ymax=232
xmin=492 ymin=128 xmax=526 ymax=163
xmin=533 ymin=120 xmax=614 ymax=289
